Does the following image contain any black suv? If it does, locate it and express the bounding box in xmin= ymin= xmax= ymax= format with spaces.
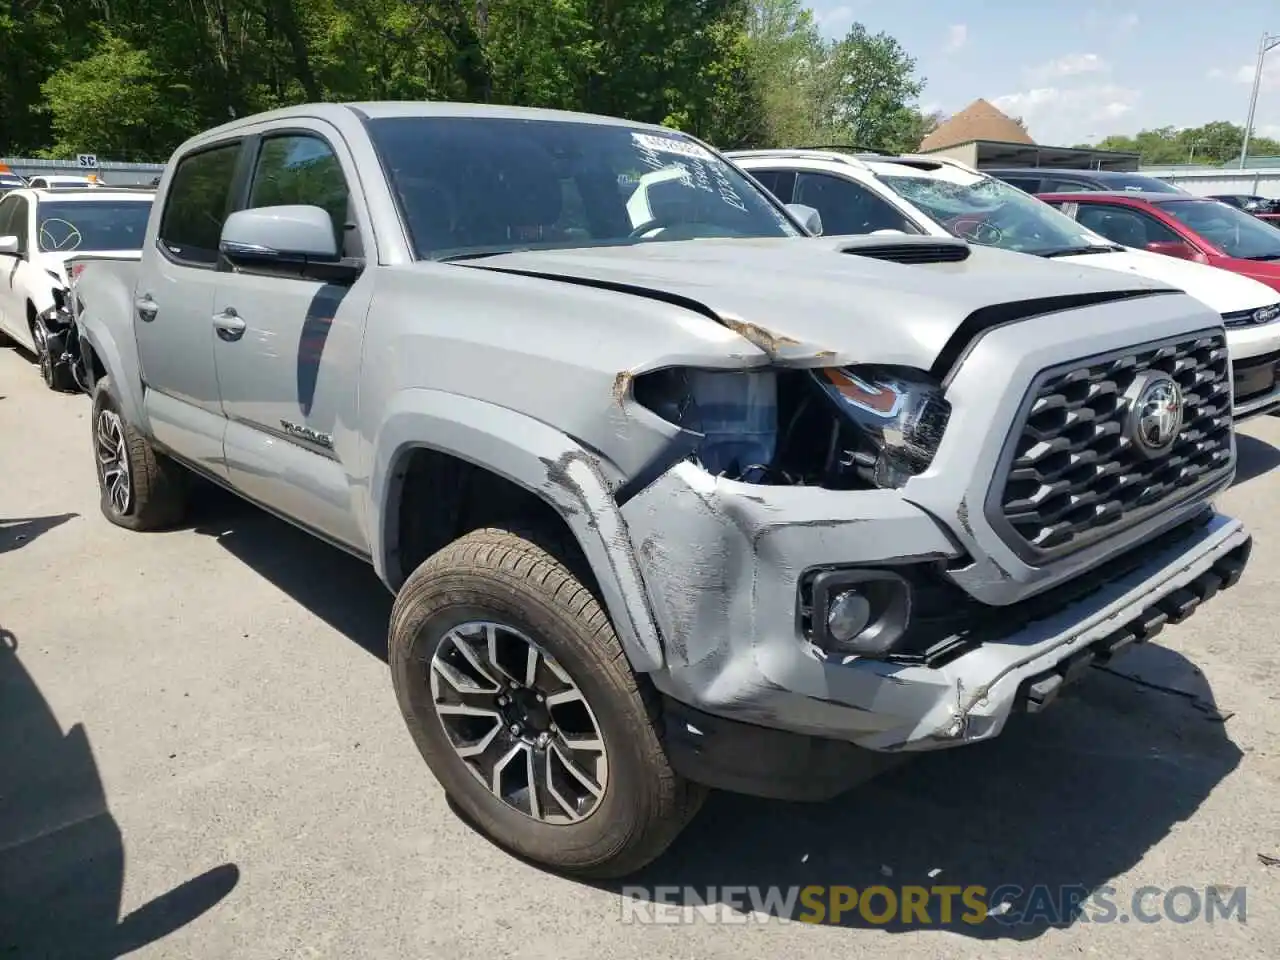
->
xmin=1209 ymin=194 xmax=1279 ymax=214
xmin=985 ymin=167 xmax=1184 ymax=195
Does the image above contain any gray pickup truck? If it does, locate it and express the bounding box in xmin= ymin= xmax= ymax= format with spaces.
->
xmin=72 ymin=101 xmax=1252 ymax=878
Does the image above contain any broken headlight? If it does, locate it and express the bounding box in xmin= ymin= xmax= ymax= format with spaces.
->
xmin=812 ymin=366 xmax=951 ymax=489
xmin=633 ymin=367 xmax=777 ymax=482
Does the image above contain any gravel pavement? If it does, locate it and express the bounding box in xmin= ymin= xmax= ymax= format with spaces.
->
xmin=3 ymin=342 xmax=1280 ymax=959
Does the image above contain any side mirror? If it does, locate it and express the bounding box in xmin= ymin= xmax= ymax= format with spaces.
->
xmin=1145 ymin=239 xmax=1201 ymax=261
xmin=0 ymin=235 xmax=18 ymax=255
xmin=786 ymin=203 xmax=824 ymax=237
xmin=220 ymin=205 xmax=339 ymax=265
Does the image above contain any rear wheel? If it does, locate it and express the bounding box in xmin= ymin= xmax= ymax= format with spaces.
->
xmin=389 ymin=527 xmax=704 ymax=878
xmin=91 ymin=376 xmax=188 ymax=530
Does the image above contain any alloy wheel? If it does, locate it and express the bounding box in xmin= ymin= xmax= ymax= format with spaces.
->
xmin=95 ymin=409 xmax=132 ymax=515
xmin=33 ymin=321 xmax=53 ymax=387
xmin=428 ymin=621 xmax=609 ymax=824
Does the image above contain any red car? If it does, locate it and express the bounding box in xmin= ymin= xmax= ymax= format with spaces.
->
xmin=1039 ymin=190 xmax=1280 ymax=294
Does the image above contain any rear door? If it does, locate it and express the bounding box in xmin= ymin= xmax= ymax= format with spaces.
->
xmin=135 ymin=140 xmax=245 ymax=472
xmin=211 ymin=123 xmax=374 ymax=551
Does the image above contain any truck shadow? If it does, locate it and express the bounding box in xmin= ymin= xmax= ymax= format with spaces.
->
xmin=1233 ymin=433 xmax=1280 ymax=485
xmin=598 ymin=642 xmax=1241 ymax=939
xmin=0 ymin=627 xmax=241 ymax=958
xmin=0 ymin=513 xmax=78 ymax=554
xmin=176 ymin=486 xmax=1241 ymax=941
xmin=186 ymin=484 xmax=391 ymax=661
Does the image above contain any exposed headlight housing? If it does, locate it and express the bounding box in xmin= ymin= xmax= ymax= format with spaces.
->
xmin=811 ymin=365 xmax=951 ymax=489
xmin=633 ymin=367 xmax=778 ymax=482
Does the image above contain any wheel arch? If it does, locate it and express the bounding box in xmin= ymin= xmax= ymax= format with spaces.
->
xmin=370 ymin=389 xmax=666 ymax=673
xmin=76 ymin=307 xmax=146 ymax=428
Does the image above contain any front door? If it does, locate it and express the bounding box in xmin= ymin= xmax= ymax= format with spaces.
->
xmin=212 ymin=126 xmax=373 ymax=552
xmin=0 ymin=194 xmax=30 ymax=342
xmin=134 ymin=140 xmax=244 ymax=472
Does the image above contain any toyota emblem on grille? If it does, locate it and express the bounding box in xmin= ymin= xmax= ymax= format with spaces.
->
xmin=1125 ymin=372 xmax=1184 ymax=458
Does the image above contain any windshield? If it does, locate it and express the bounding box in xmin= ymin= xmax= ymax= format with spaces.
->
xmin=877 ymin=168 xmax=1105 ymax=256
xmin=1161 ymin=199 xmax=1280 ymax=260
xmin=366 ymin=116 xmax=800 ymax=259
xmin=1097 ymin=174 xmax=1184 ymax=194
xmin=36 ymin=200 xmax=152 ymax=252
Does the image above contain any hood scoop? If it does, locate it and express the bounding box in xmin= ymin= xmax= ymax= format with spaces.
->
xmin=836 ymin=236 xmax=971 ymax=265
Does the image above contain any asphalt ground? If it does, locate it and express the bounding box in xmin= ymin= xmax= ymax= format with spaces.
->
xmin=3 ymin=342 xmax=1280 ymax=958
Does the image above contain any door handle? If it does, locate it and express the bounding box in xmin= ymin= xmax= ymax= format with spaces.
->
xmin=135 ymin=294 xmax=158 ymax=322
xmin=212 ymin=307 xmax=246 ymax=342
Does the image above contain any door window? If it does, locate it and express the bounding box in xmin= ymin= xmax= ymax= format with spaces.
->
xmin=1042 ymin=179 xmax=1092 ymax=193
xmin=747 ymin=169 xmax=797 ymax=203
xmin=158 ymin=142 xmax=242 ymax=265
xmin=0 ymin=195 xmax=21 ymax=244
xmin=998 ymin=176 xmax=1043 ymax=194
xmin=248 ymin=134 xmax=353 ymax=254
xmin=793 ymin=172 xmax=916 ymax=235
xmin=1075 ymin=204 xmax=1182 ymax=248
xmin=2 ymin=197 xmax=30 ymax=253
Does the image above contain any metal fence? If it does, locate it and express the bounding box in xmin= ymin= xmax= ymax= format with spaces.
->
xmin=1138 ymin=166 xmax=1280 ymax=199
xmin=1 ymin=157 xmax=165 ymax=187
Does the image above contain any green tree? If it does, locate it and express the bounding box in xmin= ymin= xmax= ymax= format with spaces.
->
xmin=1092 ymin=122 xmax=1280 ymax=165
xmin=39 ymin=33 xmax=177 ymax=160
xmin=807 ymin=22 xmax=924 ymax=148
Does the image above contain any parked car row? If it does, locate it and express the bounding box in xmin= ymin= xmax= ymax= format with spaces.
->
xmin=730 ymin=149 xmax=1280 ymax=418
xmin=1210 ymin=193 xmax=1280 ymax=222
xmin=4 ymin=102 xmax=1260 ymax=880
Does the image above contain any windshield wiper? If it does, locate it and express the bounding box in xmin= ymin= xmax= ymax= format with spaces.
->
xmin=437 ymin=250 xmax=517 ymax=262
xmin=1242 ymin=253 xmax=1280 ymax=261
xmin=1038 ymin=244 xmax=1123 ymax=258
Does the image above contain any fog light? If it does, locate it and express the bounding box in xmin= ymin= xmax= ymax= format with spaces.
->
xmin=804 ymin=568 xmax=912 ymax=658
xmin=827 ymin=590 xmax=872 ymax=643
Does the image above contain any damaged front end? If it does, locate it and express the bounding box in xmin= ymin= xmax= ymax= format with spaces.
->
xmin=624 ymin=360 xmax=961 ymax=663
xmin=34 ymin=283 xmax=88 ymax=392
xmin=609 ymin=301 xmax=1251 ymax=802
xmin=630 ymin=363 xmax=951 ymax=493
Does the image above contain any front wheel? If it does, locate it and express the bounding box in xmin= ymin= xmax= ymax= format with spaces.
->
xmin=32 ymin=317 xmax=78 ymax=392
xmin=91 ymin=376 xmax=188 ymax=530
xmin=389 ymin=527 xmax=704 ymax=878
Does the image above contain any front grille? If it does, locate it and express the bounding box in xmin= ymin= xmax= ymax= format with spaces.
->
xmin=1223 ymin=303 xmax=1280 ymax=328
xmin=995 ymin=332 xmax=1233 ymax=558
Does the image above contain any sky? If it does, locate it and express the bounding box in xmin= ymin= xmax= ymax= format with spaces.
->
xmin=807 ymin=0 xmax=1280 ymax=146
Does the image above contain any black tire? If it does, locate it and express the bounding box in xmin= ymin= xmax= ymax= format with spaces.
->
xmin=32 ymin=317 xmax=78 ymax=392
xmin=91 ymin=376 xmax=188 ymax=531
xmin=389 ymin=526 xmax=704 ymax=878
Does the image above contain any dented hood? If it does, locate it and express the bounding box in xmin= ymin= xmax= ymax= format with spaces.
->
xmin=463 ymin=235 xmax=1179 ymax=368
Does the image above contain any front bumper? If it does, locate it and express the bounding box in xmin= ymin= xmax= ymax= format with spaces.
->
xmin=1227 ymin=322 xmax=1280 ymax=419
xmin=622 ymin=463 xmax=1249 ymax=769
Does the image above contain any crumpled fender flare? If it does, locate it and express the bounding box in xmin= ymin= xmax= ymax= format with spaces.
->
xmin=77 ymin=310 xmax=146 ymax=429
xmin=369 ymin=388 xmax=666 ymax=673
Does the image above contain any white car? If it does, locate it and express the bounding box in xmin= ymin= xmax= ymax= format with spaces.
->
xmin=730 ymin=149 xmax=1280 ymax=419
xmin=25 ymin=174 xmax=105 ymax=190
xmin=0 ymin=186 xmax=153 ymax=389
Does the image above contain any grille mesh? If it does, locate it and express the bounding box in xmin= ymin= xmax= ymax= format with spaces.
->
xmin=998 ymin=333 xmax=1232 ymax=556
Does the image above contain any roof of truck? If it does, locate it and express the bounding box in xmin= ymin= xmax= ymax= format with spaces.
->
xmin=185 ymin=100 xmax=690 ymax=147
